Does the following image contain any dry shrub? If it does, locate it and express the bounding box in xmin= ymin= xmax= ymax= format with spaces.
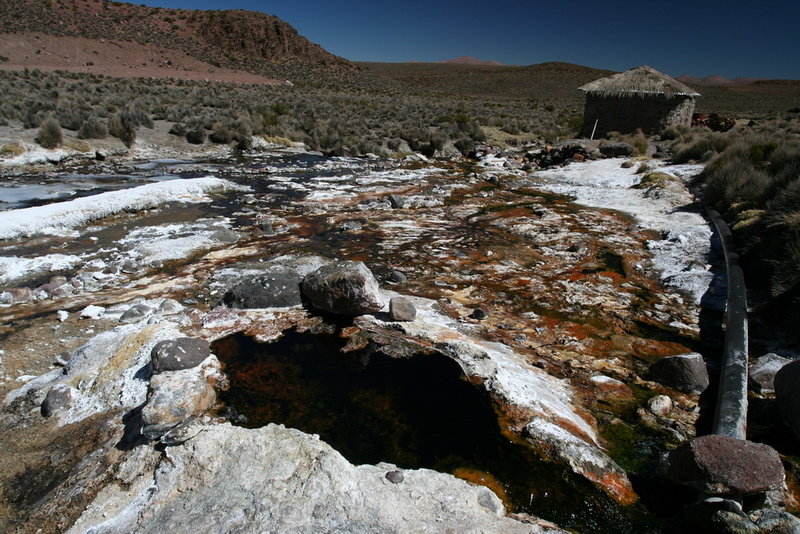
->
xmin=36 ymin=117 xmax=62 ymax=148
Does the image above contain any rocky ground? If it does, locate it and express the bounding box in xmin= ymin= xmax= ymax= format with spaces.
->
xmin=0 ymin=133 xmax=798 ymax=533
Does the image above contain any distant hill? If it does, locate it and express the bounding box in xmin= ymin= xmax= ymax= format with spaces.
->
xmin=358 ymin=61 xmax=614 ymax=102
xmin=0 ymin=0 xmax=367 ymax=85
xmin=438 ymin=56 xmax=504 ymax=66
xmin=676 ymin=74 xmax=759 ymax=87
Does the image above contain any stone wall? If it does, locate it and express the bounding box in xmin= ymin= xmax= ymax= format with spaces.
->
xmin=581 ymin=93 xmax=696 ymax=137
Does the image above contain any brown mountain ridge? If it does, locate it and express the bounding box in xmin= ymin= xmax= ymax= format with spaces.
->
xmin=0 ymin=0 xmax=353 ymax=83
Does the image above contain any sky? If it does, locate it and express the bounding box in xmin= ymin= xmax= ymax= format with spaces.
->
xmin=140 ymin=0 xmax=798 ymax=80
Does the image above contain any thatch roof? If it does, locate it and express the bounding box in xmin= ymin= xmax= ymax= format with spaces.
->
xmin=579 ymin=66 xmax=700 ymax=98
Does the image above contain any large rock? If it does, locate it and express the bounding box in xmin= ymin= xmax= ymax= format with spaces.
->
xmin=599 ymin=142 xmax=634 ymax=157
xmin=774 ymin=359 xmax=800 ymax=438
xmin=662 ymin=435 xmax=784 ymax=495
xmin=151 ymin=338 xmax=211 ymax=373
xmin=68 ymin=423 xmax=553 ymax=533
xmin=750 ymin=353 xmax=792 ymax=393
xmin=301 ymin=260 xmax=384 ymax=315
xmin=141 ymin=362 xmax=217 ymax=440
xmin=648 ymin=352 xmax=709 ymax=394
xmin=221 ymin=272 xmax=303 ymax=309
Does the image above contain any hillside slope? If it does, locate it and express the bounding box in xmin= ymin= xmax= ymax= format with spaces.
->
xmin=0 ymin=0 xmax=370 ymax=85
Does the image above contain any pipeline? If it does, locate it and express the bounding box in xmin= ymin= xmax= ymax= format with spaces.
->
xmin=703 ymin=204 xmax=749 ymax=440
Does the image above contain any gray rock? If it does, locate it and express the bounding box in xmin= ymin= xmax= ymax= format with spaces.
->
xmin=301 ymin=260 xmax=384 ymax=315
xmin=775 ymin=359 xmax=800 ymax=438
xmin=121 ymin=260 xmax=140 ymax=274
xmin=648 ymin=352 xmax=709 ymax=394
xmin=151 ymin=338 xmax=211 ymax=373
xmin=141 ymin=366 xmax=216 ymax=440
xmin=387 ymin=270 xmax=407 ymax=284
xmin=662 ymin=435 xmax=784 ymax=495
xmin=159 ymin=416 xmax=208 ymax=446
xmin=600 ymin=142 xmax=635 ymax=157
xmin=120 ymin=303 xmax=154 ymax=323
xmin=385 ymin=470 xmax=404 ymax=484
xmin=389 ymin=297 xmax=416 ymax=321
xmin=754 ymin=509 xmax=800 ymax=532
xmin=679 ymin=498 xmax=758 ymax=533
xmin=260 ymin=221 xmax=275 ymax=235
xmin=222 ymin=272 xmax=303 ymax=309
xmin=211 ymin=229 xmax=239 ymax=243
xmin=70 ymin=423 xmax=543 ymax=533
xmin=340 ymin=221 xmax=362 ymax=232
xmin=158 ymin=298 xmax=184 ymax=315
xmin=387 ymin=194 xmax=405 ymax=209
xmin=647 ymin=395 xmax=673 ymax=416
xmin=41 ymin=383 xmax=74 ymax=417
xmin=750 ymin=353 xmax=792 ymax=393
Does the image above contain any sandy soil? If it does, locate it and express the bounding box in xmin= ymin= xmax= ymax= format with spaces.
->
xmin=0 ymin=32 xmax=285 ymax=85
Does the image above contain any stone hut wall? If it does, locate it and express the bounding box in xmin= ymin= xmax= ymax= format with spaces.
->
xmin=581 ymin=93 xmax=696 ymax=138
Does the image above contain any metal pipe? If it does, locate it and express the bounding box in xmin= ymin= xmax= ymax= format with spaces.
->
xmin=704 ymin=205 xmax=749 ymax=439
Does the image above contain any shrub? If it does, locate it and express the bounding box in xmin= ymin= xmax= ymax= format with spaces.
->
xmin=108 ymin=112 xmax=136 ymax=147
xmin=185 ymin=128 xmax=205 ymax=144
xmin=36 ymin=117 xmax=63 ymax=148
xmin=77 ymin=117 xmax=108 ymax=139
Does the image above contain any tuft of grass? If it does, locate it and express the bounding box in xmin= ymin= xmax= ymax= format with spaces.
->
xmin=36 ymin=117 xmax=63 ymax=148
xmin=0 ymin=142 xmax=25 ymax=157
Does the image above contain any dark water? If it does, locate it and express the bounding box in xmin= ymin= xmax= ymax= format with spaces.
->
xmin=212 ymin=330 xmax=660 ymax=533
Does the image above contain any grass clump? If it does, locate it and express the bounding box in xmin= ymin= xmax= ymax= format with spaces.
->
xmin=0 ymin=142 xmax=25 ymax=157
xmin=680 ymin=117 xmax=800 ymax=313
xmin=36 ymin=116 xmax=63 ymax=148
xmin=633 ymin=172 xmax=677 ymax=189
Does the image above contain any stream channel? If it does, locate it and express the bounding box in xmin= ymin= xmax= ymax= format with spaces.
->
xmin=0 ymin=150 xmax=719 ymax=532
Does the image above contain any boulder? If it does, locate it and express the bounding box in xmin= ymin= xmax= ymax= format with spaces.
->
xmin=141 ymin=365 xmax=217 ymax=440
xmin=41 ymin=383 xmax=74 ymax=417
xmin=389 ymin=297 xmax=416 ymax=321
xmin=662 ymin=435 xmax=784 ymax=495
xmin=387 ymin=194 xmax=405 ymax=209
xmin=301 ymin=260 xmax=384 ymax=315
xmin=151 ymin=338 xmax=211 ymax=374
xmin=774 ymin=359 xmax=800 ymax=438
xmin=648 ymin=352 xmax=709 ymax=394
xmin=120 ymin=303 xmax=154 ymax=323
xmin=600 ymin=142 xmax=634 ymax=157
xmin=749 ymin=353 xmax=792 ymax=393
xmin=387 ymin=270 xmax=407 ymax=284
xmin=222 ymin=272 xmax=303 ymax=309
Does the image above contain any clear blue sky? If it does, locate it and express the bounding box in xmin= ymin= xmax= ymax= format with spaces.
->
xmin=141 ymin=0 xmax=798 ymax=80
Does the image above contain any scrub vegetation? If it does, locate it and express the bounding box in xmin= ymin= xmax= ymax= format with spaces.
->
xmin=0 ymin=69 xmax=578 ymax=156
xmin=669 ymin=116 xmax=800 ymax=315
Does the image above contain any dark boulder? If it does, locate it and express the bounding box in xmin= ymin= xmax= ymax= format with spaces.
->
xmin=41 ymin=384 xmax=74 ymax=417
xmin=387 ymin=270 xmax=407 ymax=284
xmin=301 ymin=260 xmax=384 ymax=315
xmin=648 ymin=352 xmax=709 ymax=394
xmin=774 ymin=359 xmax=800 ymax=438
xmin=662 ymin=435 xmax=784 ymax=495
xmin=600 ymin=142 xmax=634 ymax=157
xmin=222 ymin=272 xmax=303 ymax=309
xmin=151 ymin=338 xmax=211 ymax=374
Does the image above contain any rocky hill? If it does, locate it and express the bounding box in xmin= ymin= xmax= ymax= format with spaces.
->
xmin=0 ymin=0 xmax=358 ymax=83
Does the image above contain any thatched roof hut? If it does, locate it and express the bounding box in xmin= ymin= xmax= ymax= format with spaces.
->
xmin=578 ymin=66 xmax=700 ymax=138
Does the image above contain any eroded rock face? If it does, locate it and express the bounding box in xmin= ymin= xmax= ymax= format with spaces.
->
xmin=68 ymin=423 xmax=557 ymax=534
xmin=301 ymin=260 xmax=385 ymax=315
xmin=662 ymin=435 xmax=784 ymax=495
